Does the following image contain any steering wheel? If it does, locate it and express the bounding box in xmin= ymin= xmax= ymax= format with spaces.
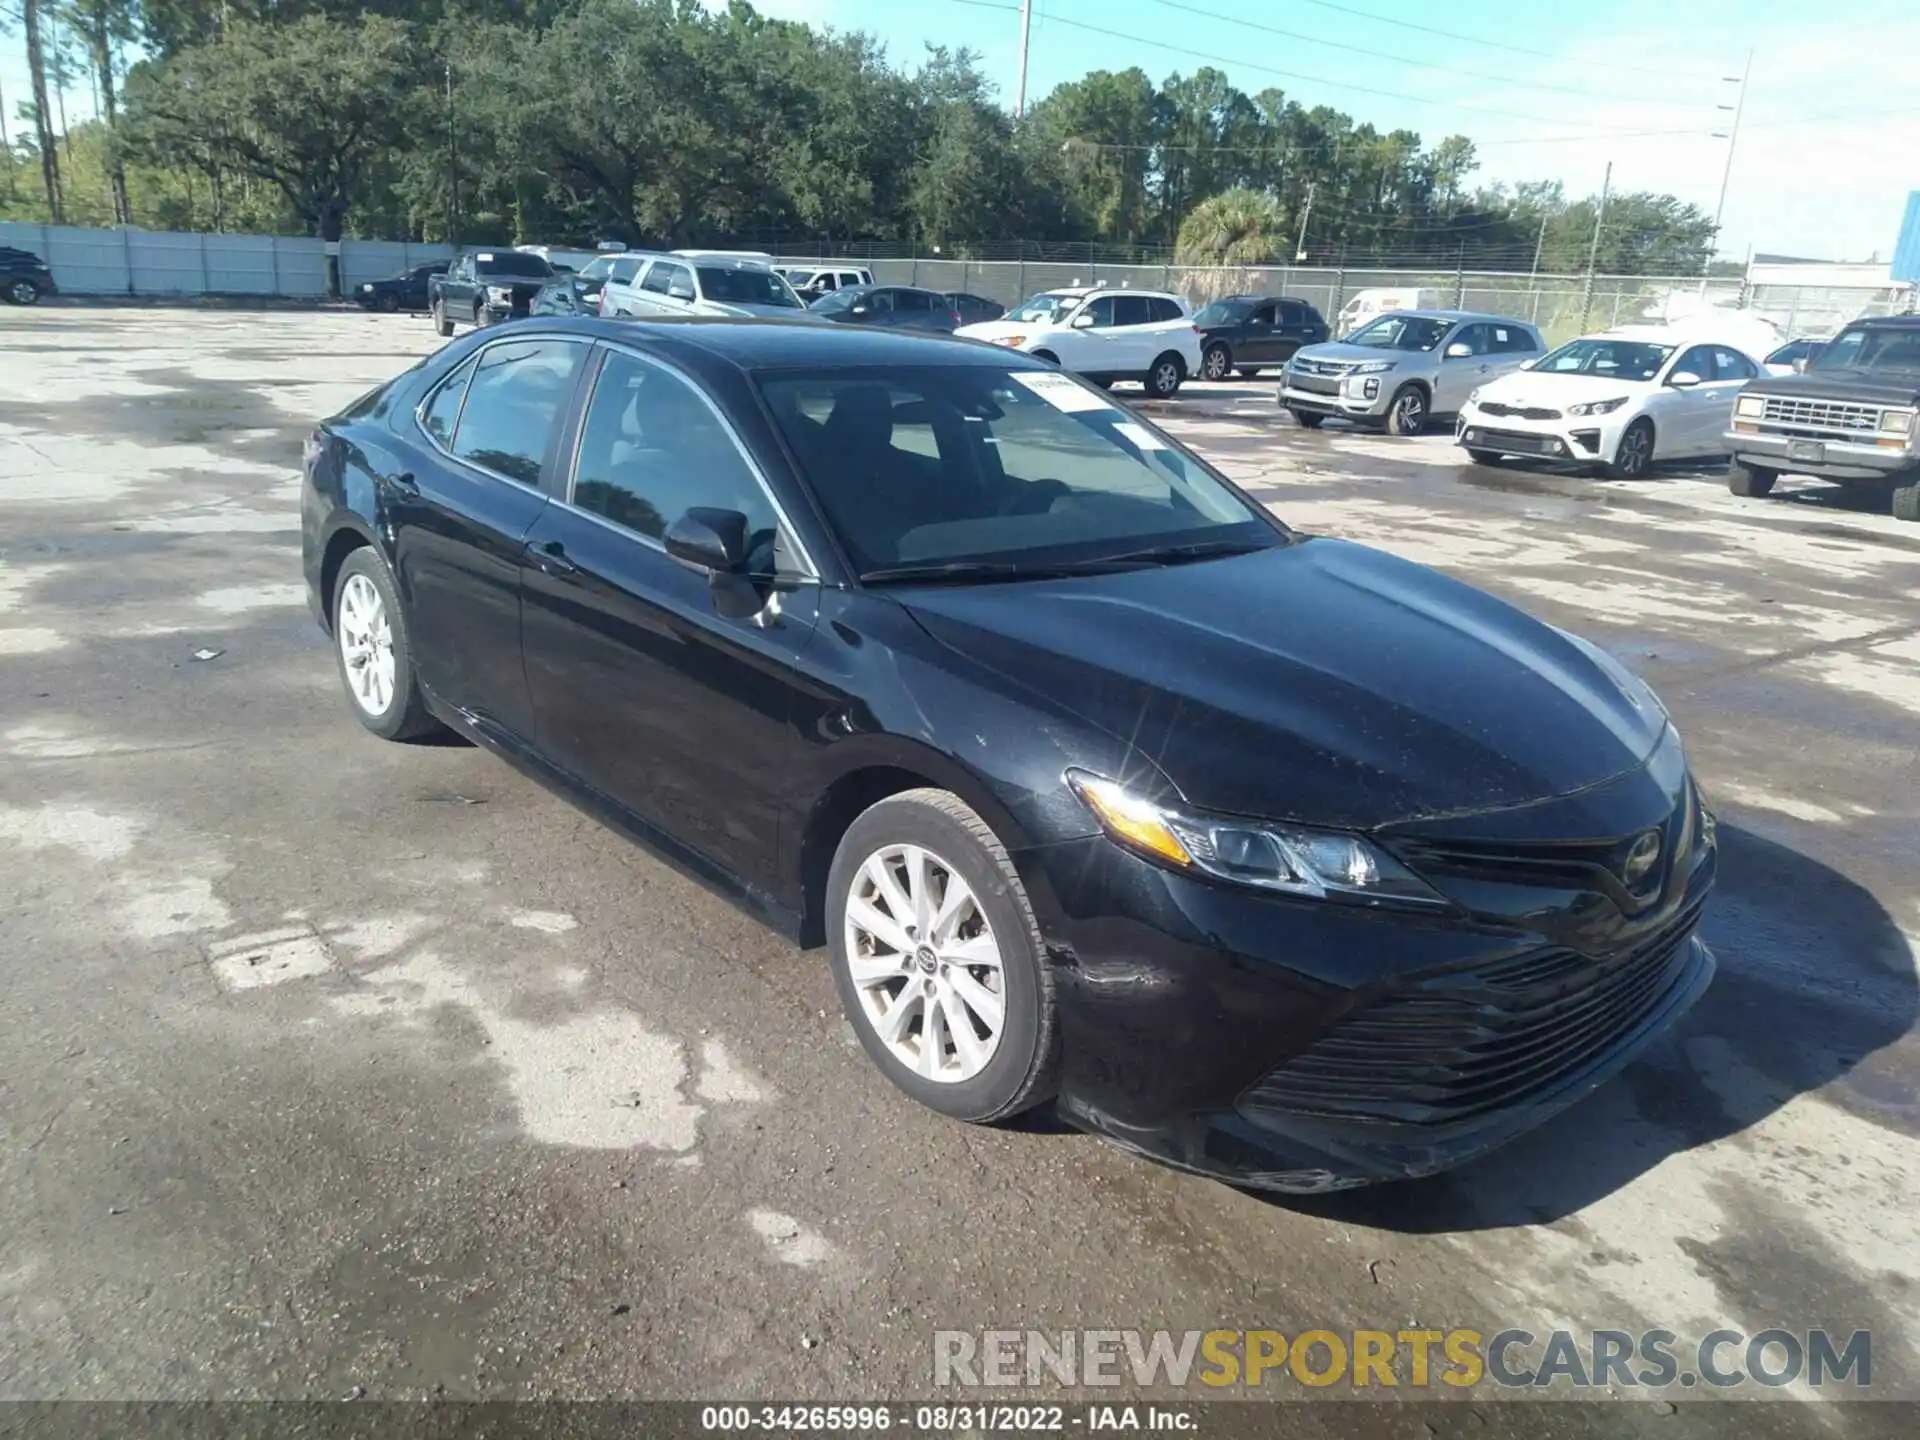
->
xmin=992 ymin=477 xmax=1069 ymax=517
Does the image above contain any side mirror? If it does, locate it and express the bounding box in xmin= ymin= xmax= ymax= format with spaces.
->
xmin=1070 ymin=312 xmax=1096 ymax=328
xmin=664 ymin=508 xmax=767 ymax=619
xmin=1668 ymin=370 xmax=1702 ymax=388
xmin=850 ymin=303 xmax=870 ymax=316
xmin=1444 ymin=342 xmax=1473 ymax=359
xmin=1792 ymin=357 xmax=1810 ymax=373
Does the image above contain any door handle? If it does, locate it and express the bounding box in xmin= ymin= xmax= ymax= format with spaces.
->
xmin=528 ymin=539 xmax=579 ymax=577
xmin=388 ymin=470 xmax=419 ymax=496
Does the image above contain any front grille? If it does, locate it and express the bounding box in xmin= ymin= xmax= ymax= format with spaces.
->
xmin=1239 ymin=897 xmax=1705 ymax=1128
xmin=1479 ymin=402 xmax=1562 ymax=420
xmin=1463 ymin=426 xmax=1561 ymax=454
xmin=1289 ymin=374 xmax=1342 ymax=395
xmin=1291 ymin=358 xmax=1349 ymax=378
xmin=1758 ymin=396 xmax=1881 ymax=434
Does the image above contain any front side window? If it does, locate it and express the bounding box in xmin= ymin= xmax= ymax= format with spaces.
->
xmin=1535 ymin=338 xmax=1673 ymax=382
xmin=758 ymin=365 xmax=1279 ymax=580
xmin=1007 ymin=292 xmax=1080 ymax=324
xmin=1671 ymin=345 xmax=1717 ymax=383
xmin=1081 ymin=296 xmax=1118 ymax=327
xmin=1449 ymin=324 xmax=1493 ymax=356
xmin=863 ymin=290 xmax=897 ymax=314
xmin=1344 ymin=315 xmax=1453 ymax=352
xmin=571 ymin=350 xmax=781 ymax=567
xmin=640 ymin=263 xmax=675 ymax=295
xmin=445 ymin=339 xmax=586 ymax=486
xmin=608 ymin=256 xmax=642 ymax=284
xmin=1195 ymin=300 xmax=1252 ymax=327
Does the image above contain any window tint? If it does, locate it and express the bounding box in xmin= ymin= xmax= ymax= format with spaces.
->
xmin=1081 ymin=296 xmax=1117 ymax=327
xmin=1451 ymin=324 xmax=1493 ymax=355
xmin=1277 ymin=300 xmax=1304 ymax=323
xmin=1147 ymin=297 xmax=1184 ymax=323
xmin=447 ymin=339 xmax=585 ymax=486
xmin=421 ymin=356 xmax=476 ymax=447
xmin=1711 ymin=346 xmax=1757 ymax=381
xmin=1249 ymin=304 xmax=1276 ymax=326
xmin=1112 ymin=295 xmax=1153 ymax=327
xmin=640 ymin=262 xmax=672 ymax=295
xmin=571 ymin=350 xmax=780 ymax=563
xmin=895 ymin=288 xmax=934 ymax=311
xmin=1672 ymin=345 xmax=1716 ymax=382
xmin=609 ymin=256 xmax=642 ymax=283
xmin=865 ymin=290 xmax=896 ymax=313
xmin=1489 ymin=324 xmax=1536 ymax=354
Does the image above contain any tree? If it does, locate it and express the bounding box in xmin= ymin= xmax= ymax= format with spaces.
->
xmin=1175 ymin=188 xmax=1286 ymax=270
xmin=64 ymin=0 xmax=138 ymax=224
xmin=126 ymin=14 xmax=417 ymax=292
xmin=23 ymin=0 xmax=65 ymax=220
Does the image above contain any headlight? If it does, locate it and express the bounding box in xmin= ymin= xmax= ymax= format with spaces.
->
xmin=996 ymin=334 xmax=1028 ymax=348
xmin=1566 ymin=397 xmax=1630 ymax=417
xmin=360 ymin=282 xmax=374 ymax=292
xmin=1066 ymin=771 xmax=1446 ymax=908
xmin=1349 ymin=360 xmax=1397 ymax=376
xmin=1881 ymin=409 xmax=1916 ymax=435
xmin=1735 ymin=394 xmax=1765 ymax=419
xmin=486 ymin=285 xmax=513 ymax=304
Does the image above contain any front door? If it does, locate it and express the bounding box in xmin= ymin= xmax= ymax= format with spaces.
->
xmin=1432 ymin=322 xmax=1495 ymax=413
xmin=1664 ymin=344 xmax=1726 ymax=454
xmin=518 ymin=345 xmax=821 ymax=889
xmin=389 ymin=336 xmax=588 ymax=738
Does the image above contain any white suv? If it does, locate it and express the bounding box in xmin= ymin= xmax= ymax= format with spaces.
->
xmin=956 ymin=288 xmax=1205 ymax=398
xmin=783 ymin=265 xmax=876 ymax=300
xmin=601 ymin=254 xmax=809 ymax=319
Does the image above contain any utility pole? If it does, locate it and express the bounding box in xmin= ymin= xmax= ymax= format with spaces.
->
xmin=1579 ymin=160 xmax=1611 ymax=334
xmin=446 ymin=58 xmax=460 ymax=247
xmin=1294 ymin=182 xmax=1314 ymax=261
xmin=1014 ymin=0 xmax=1032 ymax=118
xmin=1703 ymin=49 xmax=1752 ymax=289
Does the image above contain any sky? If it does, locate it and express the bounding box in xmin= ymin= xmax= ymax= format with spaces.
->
xmin=7 ymin=0 xmax=1917 ymax=262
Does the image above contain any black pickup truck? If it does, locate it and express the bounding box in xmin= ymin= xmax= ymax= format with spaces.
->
xmin=1726 ymin=314 xmax=1920 ymax=520
xmin=428 ymin=249 xmax=555 ymax=336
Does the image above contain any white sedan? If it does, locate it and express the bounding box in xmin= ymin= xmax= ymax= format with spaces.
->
xmin=1455 ymin=328 xmax=1763 ymax=479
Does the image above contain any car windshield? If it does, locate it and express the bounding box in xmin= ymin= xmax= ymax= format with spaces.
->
xmin=1343 ymin=315 xmax=1453 ymax=352
xmin=475 ymin=252 xmax=553 ymax=278
xmin=577 ymin=256 xmax=616 ymax=282
xmin=809 ymin=288 xmax=863 ymax=313
xmin=697 ymin=266 xmax=802 ymax=307
xmin=1195 ymin=300 xmax=1254 ymax=326
xmin=1534 ymin=338 xmax=1673 ymax=381
xmin=1006 ymin=292 xmax=1080 ymax=324
xmin=758 ymin=365 xmax=1280 ymax=581
xmin=1811 ymin=325 xmax=1920 ymax=375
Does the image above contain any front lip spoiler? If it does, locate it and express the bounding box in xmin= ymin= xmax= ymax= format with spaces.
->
xmin=1061 ymin=934 xmax=1717 ymax=1194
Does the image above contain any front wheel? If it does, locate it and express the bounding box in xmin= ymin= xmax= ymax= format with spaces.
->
xmin=6 ymin=278 xmax=42 ymax=305
xmin=472 ymin=301 xmax=489 ymax=330
xmin=1729 ymin=461 xmax=1777 ymax=498
xmin=376 ymin=291 xmax=400 ymax=314
xmin=827 ymin=790 xmax=1058 ymax=1123
xmin=1289 ymin=408 xmax=1326 ymax=430
xmin=1605 ymin=418 xmax=1656 ymax=479
xmin=1893 ymin=479 xmax=1920 ymax=523
xmin=1144 ymin=353 xmax=1185 ymax=399
xmin=1201 ymin=343 xmax=1232 ymax=381
xmin=331 ymin=550 xmax=439 ymax=741
xmin=432 ymin=298 xmax=453 ymax=338
xmin=1384 ymin=384 xmax=1427 ymax=436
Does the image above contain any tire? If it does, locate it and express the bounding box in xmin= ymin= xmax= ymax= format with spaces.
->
xmin=1383 ymin=384 xmax=1427 ymax=436
xmin=1201 ymin=343 xmax=1232 ymax=382
xmin=827 ymin=789 xmax=1059 ymax=1124
xmin=432 ymin=297 xmax=453 ymax=338
xmin=376 ymin=291 xmax=400 ymax=314
xmin=1289 ymin=408 xmax=1326 ymax=429
xmin=472 ymin=301 xmax=489 ymax=330
xmin=331 ymin=549 xmax=439 ymax=742
xmin=7 ymin=278 xmax=42 ymax=305
xmin=1144 ymin=352 xmax=1185 ymax=399
xmin=1728 ymin=461 xmax=1777 ymax=498
xmin=1605 ymin=418 xmax=1656 ymax=479
xmin=1466 ymin=448 xmax=1503 ymax=465
xmin=1894 ymin=479 xmax=1920 ymax=523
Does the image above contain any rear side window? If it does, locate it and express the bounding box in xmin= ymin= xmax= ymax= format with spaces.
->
xmin=1490 ymin=324 xmax=1537 ymax=354
xmin=1148 ymin=297 xmax=1185 ymax=323
xmin=895 ymin=289 xmax=934 ymax=312
xmin=1712 ymin=346 xmax=1758 ymax=381
xmin=571 ymin=350 xmax=779 ymax=556
xmin=420 ymin=357 xmax=475 ymax=447
xmin=446 ymin=339 xmax=587 ymax=486
xmin=1113 ymin=296 xmax=1153 ymax=326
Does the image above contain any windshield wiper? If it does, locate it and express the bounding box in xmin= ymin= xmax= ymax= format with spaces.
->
xmin=860 ymin=540 xmax=1270 ymax=586
xmin=1091 ymin=537 xmax=1274 ymax=566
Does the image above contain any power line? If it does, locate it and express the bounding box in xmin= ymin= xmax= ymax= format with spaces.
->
xmin=1129 ymin=0 xmax=1696 ymax=105
xmin=946 ymin=0 xmax=1663 ymax=131
xmin=1290 ymin=0 xmax=1724 ymax=81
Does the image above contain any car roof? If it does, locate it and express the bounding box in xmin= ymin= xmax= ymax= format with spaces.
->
xmin=1393 ymin=309 xmax=1531 ymax=324
xmin=1851 ymin=315 xmax=1920 ymax=330
xmin=485 ymin=315 xmax=1047 ymax=371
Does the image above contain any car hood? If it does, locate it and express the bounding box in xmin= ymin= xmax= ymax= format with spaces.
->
xmin=1474 ymin=370 xmax=1651 ymax=408
xmin=899 ymin=538 xmax=1665 ymax=829
xmin=956 ymin=319 xmax=1044 ymax=343
xmin=1291 ymin=341 xmax=1432 ymax=367
xmin=1741 ymin=368 xmax=1920 ymax=406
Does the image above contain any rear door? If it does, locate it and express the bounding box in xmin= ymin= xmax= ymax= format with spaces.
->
xmin=1109 ymin=294 xmax=1158 ymax=370
xmin=892 ymin=288 xmax=941 ymax=331
xmin=390 ymin=335 xmax=589 ymax=739
xmin=518 ymin=345 xmax=821 ymax=887
xmin=1239 ymin=302 xmax=1280 ymax=364
xmin=1277 ymin=299 xmax=1325 ymax=356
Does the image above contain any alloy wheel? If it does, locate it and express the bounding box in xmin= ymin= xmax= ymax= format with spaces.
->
xmin=843 ymin=843 xmax=1006 ymax=1084
xmin=1202 ymin=346 xmax=1230 ymax=381
xmin=1153 ymin=360 xmax=1181 ymax=395
xmin=337 ymin=573 xmax=397 ymax=717
xmin=1616 ymin=423 xmax=1652 ymax=477
xmin=8 ymin=280 xmax=38 ymax=304
xmin=1392 ymin=388 xmax=1425 ymax=433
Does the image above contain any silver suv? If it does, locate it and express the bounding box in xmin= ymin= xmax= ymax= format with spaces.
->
xmin=602 ymin=254 xmax=809 ymax=320
xmin=1281 ymin=310 xmax=1545 ymax=435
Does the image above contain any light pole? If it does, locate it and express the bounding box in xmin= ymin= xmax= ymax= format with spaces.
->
xmin=1014 ymin=0 xmax=1032 ymax=118
xmin=1703 ymin=50 xmax=1752 ymax=286
xmin=446 ymin=58 xmax=460 ymax=247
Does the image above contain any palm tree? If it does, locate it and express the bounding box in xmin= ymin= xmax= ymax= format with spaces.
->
xmin=1175 ymin=188 xmax=1286 ymax=268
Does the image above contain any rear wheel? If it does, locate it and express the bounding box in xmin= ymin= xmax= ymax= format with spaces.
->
xmin=1893 ymin=479 xmax=1920 ymax=523
xmin=432 ymin=298 xmax=453 ymax=337
xmin=1605 ymin=418 xmax=1655 ymax=479
xmin=331 ymin=550 xmax=439 ymax=742
xmin=1144 ymin=352 xmax=1185 ymax=399
xmin=1384 ymin=384 xmax=1427 ymax=436
xmin=1289 ymin=408 xmax=1326 ymax=430
xmin=827 ymin=790 xmax=1058 ymax=1123
xmin=1201 ymin=343 xmax=1232 ymax=381
xmin=1728 ymin=461 xmax=1777 ymax=498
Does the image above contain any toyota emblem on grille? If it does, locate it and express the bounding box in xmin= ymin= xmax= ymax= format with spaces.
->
xmin=1621 ymin=830 xmax=1663 ymax=887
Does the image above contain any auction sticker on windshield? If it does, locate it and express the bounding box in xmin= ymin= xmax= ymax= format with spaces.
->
xmin=1113 ymin=420 xmax=1167 ymax=450
xmin=1010 ymin=370 xmax=1116 ymax=412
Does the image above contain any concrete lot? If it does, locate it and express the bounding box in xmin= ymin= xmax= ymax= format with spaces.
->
xmin=1 ymin=309 xmax=1916 ymax=1427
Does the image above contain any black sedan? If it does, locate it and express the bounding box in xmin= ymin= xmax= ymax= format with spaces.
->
xmin=807 ymin=284 xmax=961 ymax=333
xmin=301 ymin=317 xmax=1716 ymax=1192
xmin=354 ymin=261 xmax=449 ymax=313
xmin=1 ymin=244 xmax=56 ymax=305
xmin=1193 ymin=293 xmax=1330 ymax=380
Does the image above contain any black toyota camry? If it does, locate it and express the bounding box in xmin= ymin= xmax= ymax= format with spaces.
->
xmin=301 ymin=317 xmax=1717 ymax=1193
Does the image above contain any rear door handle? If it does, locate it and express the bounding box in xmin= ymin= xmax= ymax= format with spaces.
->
xmin=527 ymin=539 xmax=579 ymax=578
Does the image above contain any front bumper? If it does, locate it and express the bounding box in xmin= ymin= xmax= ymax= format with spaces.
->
xmin=1018 ymin=757 xmax=1716 ymax=1192
xmin=1725 ymin=429 xmax=1918 ymax=481
xmin=1458 ymin=406 xmax=1624 ymax=464
xmin=1279 ymin=377 xmax=1393 ymax=419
